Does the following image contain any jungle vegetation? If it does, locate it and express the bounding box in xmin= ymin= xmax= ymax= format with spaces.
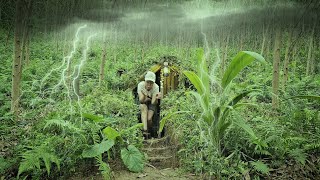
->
xmin=1 ymin=0 xmax=320 ymax=179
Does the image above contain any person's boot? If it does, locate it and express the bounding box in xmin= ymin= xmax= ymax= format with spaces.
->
xmin=147 ymin=120 xmax=152 ymax=137
xmin=143 ymin=130 xmax=150 ymax=140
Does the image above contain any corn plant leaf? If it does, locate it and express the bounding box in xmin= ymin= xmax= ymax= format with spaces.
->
xmin=196 ymin=48 xmax=205 ymax=75
xmin=187 ymin=91 xmax=205 ymax=110
xmin=102 ymin=127 xmax=120 ymax=140
xmin=187 ymin=91 xmax=212 ymax=125
xmin=196 ymin=48 xmax=210 ymax=96
xmin=213 ymin=107 xmax=221 ymax=125
xmin=233 ymin=103 xmax=258 ymax=109
xmin=183 ymin=71 xmax=204 ymax=95
xmin=159 ymin=111 xmax=190 ymax=133
xmin=228 ymin=90 xmax=258 ymax=106
xmin=219 ymin=121 xmax=232 ymax=139
xmin=220 ymin=90 xmax=259 ymax=123
xmin=82 ymin=139 xmax=115 ymax=158
xmin=222 ymin=51 xmax=265 ymax=89
xmin=121 ymin=145 xmax=144 ymax=172
xmin=233 ymin=117 xmax=257 ymax=139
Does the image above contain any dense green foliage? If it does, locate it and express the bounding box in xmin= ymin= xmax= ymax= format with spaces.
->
xmin=1 ymin=0 xmax=320 ymax=179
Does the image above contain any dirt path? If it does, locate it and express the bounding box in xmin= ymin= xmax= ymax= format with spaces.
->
xmin=71 ymin=137 xmax=198 ymax=180
xmin=112 ymin=166 xmax=196 ymax=180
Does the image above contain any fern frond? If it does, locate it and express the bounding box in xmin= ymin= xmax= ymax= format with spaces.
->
xmin=289 ymin=148 xmax=306 ymax=165
xmin=250 ymin=160 xmax=270 ymax=175
xmin=18 ymin=145 xmax=60 ymax=178
xmin=92 ymin=131 xmax=101 ymax=144
xmin=305 ymin=141 xmax=320 ymax=151
xmin=44 ymin=119 xmax=83 ymax=134
xmin=95 ymin=155 xmax=111 ymax=180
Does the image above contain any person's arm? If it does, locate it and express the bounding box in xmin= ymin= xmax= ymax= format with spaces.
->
xmin=151 ymin=84 xmax=160 ymax=105
xmin=138 ymin=83 xmax=151 ymax=103
xmin=139 ymin=91 xmax=151 ymax=103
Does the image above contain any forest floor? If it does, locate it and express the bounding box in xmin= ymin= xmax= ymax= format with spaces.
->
xmin=70 ymin=136 xmax=198 ymax=180
xmin=70 ymin=166 xmax=196 ymax=180
xmin=112 ymin=166 xmax=197 ymax=180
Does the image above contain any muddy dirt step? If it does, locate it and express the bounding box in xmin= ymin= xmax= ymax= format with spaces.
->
xmin=146 ymin=156 xmax=177 ymax=168
xmin=143 ymin=146 xmax=176 ymax=157
xmin=143 ymin=136 xmax=171 ymax=148
xmin=147 ymin=156 xmax=173 ymax=161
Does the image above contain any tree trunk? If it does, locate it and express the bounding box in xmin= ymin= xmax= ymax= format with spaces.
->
xmin=221 ymin=33 xmax=229 ymax=76
xmin=261 ymin=23 xmax=268 ymax=55
xmin=99 ymin=40 xmax=107 ymax=86
xmin=291 ymin=41 xmax=298 ymax=77
xmin=73 ymin=67 xmax=80 ymax=97
xmin=25 ymin=37 xmax=30 ymax=65
xmin=239 ymin=25 xmax=244 ymax=51
xmin=5 ymin=25 xmax=12 ymax=48
xmin=282 ymin=30 xmax=292 ymax=90
xmin=310 ymin=43 xmax=315 ymax=75
xmin=306 ymin=22 xmax=315 ymax=76
xmin=11 ymin=0 xmax=24 ymax=117
xmin=45 ymin=0 xmax=49 ymax=35
xmin=272 ymin=28 xmax=281 ymax=109
xmin=22 ymin=0 xmax=32 ymax=67
xmin=0 ymin=0 xmax=3 ymax=21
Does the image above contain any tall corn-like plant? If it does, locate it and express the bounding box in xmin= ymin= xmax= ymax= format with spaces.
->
xmin=183 ymin=49 xmax=265 ymax=154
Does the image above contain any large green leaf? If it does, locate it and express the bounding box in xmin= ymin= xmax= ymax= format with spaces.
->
xmin=196 ymin=48 xmax=210 ymax=96
xmin=220 ymin=90 xmax=259 ymax=124
xmin=186 ymin=91 xmax=212 ymax=124
xmin=83 ymin=113 xmax=105 ymax=122
xmin=159 ymin=111 xmax=190 ymax=133
xmin=233 ymin=117 xmax=257 ymax=139
xmin=222 ymin=51 xmax=265 ymax=89
xmin=218 ymin=121 xmax=232 ymax=139
xmin=183 ymin=71 xmax=204 ymax=95
xmin=196 ymin=48 xmax=205 ymax=75
xmin=227 ymin=90 xmax=258 ymax=106
xmin=187 ymin=91 xmax=205 ymax=110
xmin=121 ymin=145 xmax=144 ymax=172
xmin=213 ymin=107 xmax=221 ymax=125
xmin=102 ymin=127 xmax=120 ymax=140
xmin=82 ymin=139 xmax=115 ymax=158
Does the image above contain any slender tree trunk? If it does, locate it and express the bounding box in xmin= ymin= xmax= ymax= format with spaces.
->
xmin=45 ymin=0 xmax=49 ymax=35
xmin=99 ymin=39 xmax=107 ymax=86
xmin=0 ymin=0 xmax=3 ymax=21
xmin=261 ymin=23 xmax=268 ymax=55
xmin=272 ymin=28 xmax=281 ymax=109
xmin=73 ymin=67 xmax=80 ymax=97
xmin=291 ymin=41 xmax=298 ymax=78
xmin=11 ymin=0 xmax=24 ymax=117
xmin=253 ymin=34 xmax=257 ymax=51
xmin=221 ymin=33 xmax=229 ymax=76
xmin=21 ymin=0 xmax=32 ymax=67
xmin=5 ymin=26 xmax=12 ymax=47
xmin=282 ymin=30 xmax=292 ymax=90
xmin=25 ymin=35 xmax=30 ymax=66
xmin=306 ymin=22 xmax=315 ymax=76
xmin=310 ymin=43 xmax=315 ymax=74
xmin=318 ymin=39 xmax=320 ymax=73
xmin=239 ymin=24 xmax=244 ymax=51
